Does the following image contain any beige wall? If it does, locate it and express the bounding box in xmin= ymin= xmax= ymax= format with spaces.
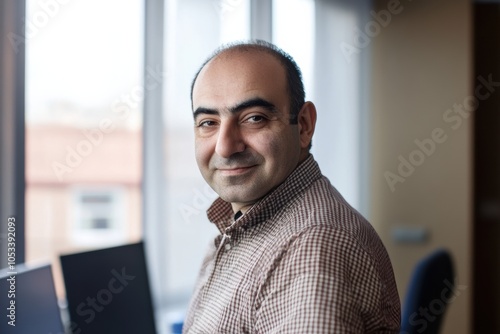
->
xmin=370 ymin=0 xmax=472 ymax=333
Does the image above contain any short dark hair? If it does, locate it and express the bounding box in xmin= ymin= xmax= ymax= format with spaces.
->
xmin=190 ymin=40 xmax=305 ymax=124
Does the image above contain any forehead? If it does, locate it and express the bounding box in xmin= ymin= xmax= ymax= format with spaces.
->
xmin=192 ymin=50 xmax=288 ymax=110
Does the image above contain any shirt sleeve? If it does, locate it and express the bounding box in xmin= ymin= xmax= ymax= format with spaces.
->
xmin=253 ymin=226 xmax=400 ymax=334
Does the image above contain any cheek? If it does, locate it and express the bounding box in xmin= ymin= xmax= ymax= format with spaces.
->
xmin=247 ymin=132 xmax=278 ymax=156
xmin=250 ymin=131 xmax=296 ymax=165
xmin=268 ymin=131 xmax=301 ymax=175
xmin=257 ymin=127 xmax=298 ymax=151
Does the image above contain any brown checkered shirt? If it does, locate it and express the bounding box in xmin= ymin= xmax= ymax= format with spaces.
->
xmin=184 ymin=155 xmax=400 ymax=333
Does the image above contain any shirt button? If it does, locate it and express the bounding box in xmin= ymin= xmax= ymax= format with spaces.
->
xmin=225 ymin=243 xmax=231 ymax=251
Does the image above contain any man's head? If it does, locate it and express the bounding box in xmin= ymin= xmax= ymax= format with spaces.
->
xmin=191 ymin=41 xmax=306 ymax=124
xmin=191 ymin=41 xmax=316 ymax=213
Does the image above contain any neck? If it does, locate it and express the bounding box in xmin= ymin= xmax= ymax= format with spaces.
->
xmin=231 ymin=202 xmax=254 ymax=214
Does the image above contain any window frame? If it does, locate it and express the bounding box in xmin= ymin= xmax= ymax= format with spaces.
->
xmin=0 ymin=0 xmax=26 ymax=269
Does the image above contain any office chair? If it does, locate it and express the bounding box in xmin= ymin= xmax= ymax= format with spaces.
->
xmin=400 ymin=249 xmax=455 ymax=334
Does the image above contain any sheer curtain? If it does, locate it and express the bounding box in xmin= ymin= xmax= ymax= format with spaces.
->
xmin=312 ymin=0 xmax=371 ymax=215
xmin=273 ymin=0 xmax=371 ymax=214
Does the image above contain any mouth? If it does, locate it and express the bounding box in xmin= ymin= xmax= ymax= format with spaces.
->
xmin=217 ymin=165 xmax=257 ymax=176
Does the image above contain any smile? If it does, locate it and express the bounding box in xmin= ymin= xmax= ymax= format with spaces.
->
xmin=217 ymin=166 xmax=256 ymax=176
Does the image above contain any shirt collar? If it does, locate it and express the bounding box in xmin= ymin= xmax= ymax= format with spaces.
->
xmin=206 ymin=154 xmax=323 ymax=235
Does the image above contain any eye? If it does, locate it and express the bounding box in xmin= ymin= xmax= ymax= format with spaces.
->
xmin=244 ymin=115 xmax=266 ymax=124
xmin=196 ymin=119 xmax=218 ymax=127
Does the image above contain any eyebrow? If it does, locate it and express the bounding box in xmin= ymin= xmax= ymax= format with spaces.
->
xmin=193 ymin=97 xmax=277 ymax=119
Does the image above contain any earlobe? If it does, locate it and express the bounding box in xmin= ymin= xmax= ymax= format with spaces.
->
xmin=298 ymin=102 xmax=317 ymax=149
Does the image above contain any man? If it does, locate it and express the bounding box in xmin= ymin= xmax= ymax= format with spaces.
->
xmin=184 ymin=40 xmax=400 ymax=333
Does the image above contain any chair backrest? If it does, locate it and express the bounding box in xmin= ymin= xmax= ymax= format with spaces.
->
xmin=401 ymin=249 xmax=455 ymax=334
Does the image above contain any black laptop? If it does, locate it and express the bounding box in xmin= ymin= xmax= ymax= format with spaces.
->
xmin=0 ymin=264 xmax=65 ymax=334
xmin=60 ymin=241 xmax=157 ymax=334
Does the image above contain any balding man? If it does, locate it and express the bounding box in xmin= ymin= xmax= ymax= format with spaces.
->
xmin=184 ymin=40 xmax=400 ymax=333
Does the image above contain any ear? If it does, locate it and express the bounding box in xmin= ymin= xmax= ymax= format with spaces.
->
xmin=297 ymin=101 xmax=317 ymax=149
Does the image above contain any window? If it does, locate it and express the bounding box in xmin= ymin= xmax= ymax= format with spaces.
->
xmin=71 ymin=187 xmax=127 ymax=245
xmin=25 ymin=0 xmax=144 ymax=298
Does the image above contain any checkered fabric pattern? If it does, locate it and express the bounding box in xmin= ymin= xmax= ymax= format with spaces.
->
xmin=183 ymin=155 xmax=400 ymax=333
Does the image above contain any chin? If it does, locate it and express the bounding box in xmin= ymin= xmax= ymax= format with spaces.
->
xmin=219 ymin=191 xmax=260 ymax=205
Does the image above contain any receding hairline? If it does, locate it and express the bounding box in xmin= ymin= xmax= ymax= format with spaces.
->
xmin=208 ymin=43 xmax=287 ymax=63
xmin=210 ymin=46 xmax=280 ymax=66
xmin=196 ymin=48 xmax=284 ymax=85
xmin=191 ymin=42 xmax=295 ymax=107
xmin=203 ymin=41 xmax=290 ymax=68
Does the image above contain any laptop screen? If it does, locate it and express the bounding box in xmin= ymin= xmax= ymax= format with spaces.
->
xmin=60 ymin=241 xmax=156 ymax=334
xmin=0 ymin=264 xmax=65 ymax=334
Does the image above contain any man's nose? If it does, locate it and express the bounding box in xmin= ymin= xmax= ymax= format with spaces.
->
xmin=215 ymin=122 xmax=245 ymax=158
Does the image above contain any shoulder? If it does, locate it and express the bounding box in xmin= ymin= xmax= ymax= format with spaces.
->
xmin=267 ymin=175 xmax=397 ymax=292
xmin=275 ymin=224 xmax=379 ymax=278
xmin=256 ymin=224 xmax=400 ymax=332
xmin=279 ymin=175 xmax=380 ymax=248
xmin=253 ymin=174 xmax=401 ymax=331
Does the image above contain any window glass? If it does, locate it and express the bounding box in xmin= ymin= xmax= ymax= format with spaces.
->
xmin=25 ymin=0 xmax=144 ymax=298
xmin=71 ymin=187 xmax=126 ymax=245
